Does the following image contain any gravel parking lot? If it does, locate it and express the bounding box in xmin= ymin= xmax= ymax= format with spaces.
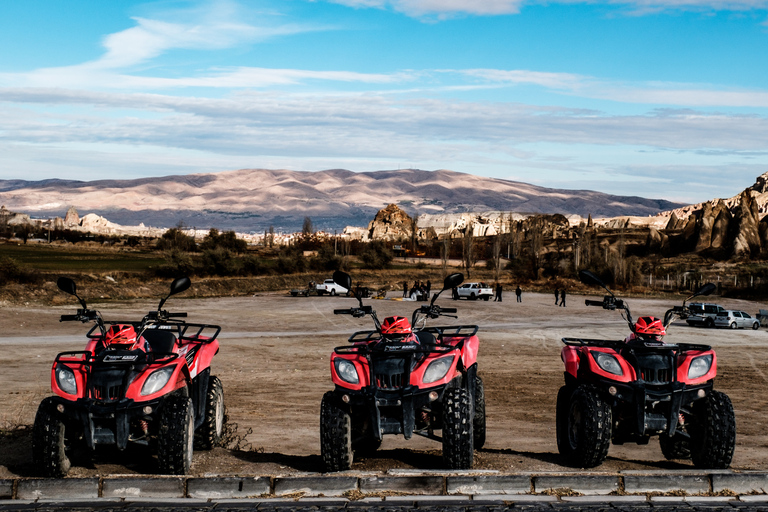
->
xmin=1 ymin=289 xmax=766 ymax=477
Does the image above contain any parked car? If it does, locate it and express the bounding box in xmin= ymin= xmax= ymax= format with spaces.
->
xmin=454 ymin=282 xmax=493 ymax=301
xmin=714 ymin=310 xmax=760 ymax=330
xmin=316 ymin=278 xmax=349 ymax=296
xmin=686 ymin=302 xmax=725 ymax=328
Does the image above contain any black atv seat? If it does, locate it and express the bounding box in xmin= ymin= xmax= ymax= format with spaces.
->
xmin=415 ymin=330 xmax=437 ymax=345
xmin=142 ymin=329 xmax=177 ymax=353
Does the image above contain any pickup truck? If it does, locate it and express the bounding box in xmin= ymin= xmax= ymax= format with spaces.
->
xmin=686 ymin=302 xmax=725 ymax=328
xmin=454 ymin=282 xmax=494 ymax=301
xmin=316 ymin=279 xmax=349 ymax=296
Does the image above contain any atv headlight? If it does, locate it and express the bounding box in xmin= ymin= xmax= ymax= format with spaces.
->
xmin=688 ymin=355 xmax=713 ymax=380
xmin=56 ymin=365 xmax=77 ymax=395
xmin=334 ymin=359 xmax=359 ymax=384
xmin=592 ymin=352 xmax=623 ymax=376
xmin=141 ymin=367 xmax=174 ymax=396
xmin=424 ymin=356 xmax=455 ymax=384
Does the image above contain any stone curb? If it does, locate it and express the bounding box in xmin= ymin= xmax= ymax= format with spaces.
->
xmin=1 ymin=471 xmax=767 ymax=500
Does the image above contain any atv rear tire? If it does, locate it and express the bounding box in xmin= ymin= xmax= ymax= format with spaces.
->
xmin=442 ymin=387 xmax=474 ymax=469
xmin=157 ymin=394 xmax=195 ymax=475
xmin=659 ymin=433 xmax=691 ymax=460
xmin=559 ymin=385 xmax=611 ymax=468
xmin=473 ymin=376 xmax=487 ymax=450
xmin=32 ymin=397 xmax=71 ymax=478
xmin=690 ymin=390 xmax=736 ymax=469
xmin=320 ymin=391 xmax=353 ymax=471
xmin=195 ymin=376 xmax=225 ymax=450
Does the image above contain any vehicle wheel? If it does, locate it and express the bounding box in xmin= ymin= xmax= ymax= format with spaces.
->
xmin=556 ymin=385 xmax=575 ymax=459
xmin=659 ymin=433 xmax=691 ymax=460
xmin=689 ymin=390 xmax=736 ymax=469
xmin=470 ymin=293 xmax=477 ymax=300
xmin=442 ymin=387 xmax=474 ymax=469
xmin=729 ymin=322 xmax=737 ymax=329
xmin=194 ymin=376 xmax=225 ymax=450
xmin=558 ymin=385 xmax=611 ymax=468
xmin=157 ymin=394 xmax=195 ymax=475
xmin=330 ymin=289 xmax=337 ymax=296
xmin=753 ymin=322 xmax=760 ymax=330
xmin=473 ymin=376 xmax=486 ymax=449
xmin=291 ymin=291 xmax=298 ymax=297
xmin=320 ymin=391 xmax=353 ymax=471
xmin=32 ymin=397 xmax=71 ymax=477
xmin=705 ymin=318 xmax=714 ymax=328
xmin=482 ymin=296 xmax=490 ymax=301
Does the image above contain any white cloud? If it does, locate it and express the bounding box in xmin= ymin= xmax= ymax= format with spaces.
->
xmin=325 ymin=0 xmax=768 ymax=17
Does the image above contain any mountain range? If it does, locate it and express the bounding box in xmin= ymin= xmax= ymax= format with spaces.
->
xmin=0 ymin=168 xmax=683 ymax=232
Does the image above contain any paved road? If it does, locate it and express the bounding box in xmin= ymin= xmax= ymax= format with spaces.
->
xmin=5 ymin=498 xmax=768 ymax=511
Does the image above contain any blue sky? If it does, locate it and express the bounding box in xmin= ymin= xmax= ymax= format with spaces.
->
xmin=1 ymin=0 xmax=767 ymax=204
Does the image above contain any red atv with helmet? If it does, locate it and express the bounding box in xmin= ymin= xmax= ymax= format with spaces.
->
xmin=557 ymin=270 xmax=735 ymax=468
xmin=32 ymin=276 xmax=224 ymax=477
xmin=321 ymin=271 xmax=485 ymax=471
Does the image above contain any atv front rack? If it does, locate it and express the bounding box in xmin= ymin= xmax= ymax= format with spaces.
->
xmin=347 ymin=325 xmax=478 ymax=344
xmin=561 ymin=337 xmax=712 ymax=352
xmin=55 ymin=350 xmax=179 ymax=366
xmin=87 ymin=322 xmax=221 ymax=344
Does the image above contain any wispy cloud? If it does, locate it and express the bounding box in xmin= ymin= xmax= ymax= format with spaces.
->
xmin=325 ymin=0 xmax=768 ymax=17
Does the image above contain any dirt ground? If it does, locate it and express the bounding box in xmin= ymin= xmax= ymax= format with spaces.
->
xmin=1 ymin=288 xmax=767 ymax=477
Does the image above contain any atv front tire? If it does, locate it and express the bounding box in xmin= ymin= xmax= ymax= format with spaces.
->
xmin=32 ymin=397 xmax=71 ymax=478
xmin=690 ymin=390 xmax=736 ymax=469
xmin=442 ymin=387 xmax=474 ymax=469
xmin=473 ymin=376 xmax=487 ymax=450
xmin=195 ymin=375 xmax=225 ymax=450
xmin=157 ymin=394 xmax=195 ymax=475
xmin=659 ymin=433 xmax=691 ymax=460
xmin=320 ymin=391 xmax=353 ymax=471
xmin=559 ymin=385 xmax=611 ymax=468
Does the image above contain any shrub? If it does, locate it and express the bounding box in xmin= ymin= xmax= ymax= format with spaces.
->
xmin=359 ymin=241 xmax=393 ymax=270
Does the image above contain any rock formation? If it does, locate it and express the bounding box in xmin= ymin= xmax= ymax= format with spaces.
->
xmin=64 ymin=206 xmax=80 ymax=227
xmin=731 ymin=190 xmax=762 ymax=258
xmin=367 ymin=204 xmax=414 ymax=241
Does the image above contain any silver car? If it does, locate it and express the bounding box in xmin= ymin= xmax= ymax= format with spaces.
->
xmin=714 ymin=310 xmax=760 ymax=330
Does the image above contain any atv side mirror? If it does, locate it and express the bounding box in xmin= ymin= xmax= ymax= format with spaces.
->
xmin=332 ymin=270 xmax=352 ymax=292
xmin=694 ymin=283 xmax=716 ymax=297
xmin=57 ymin=276 xmax=88 ymax=309
xmin=443 ymin=273 xmax=464 ymax=290
xmin=578 ymin=270 xmax=604 ymax=288
xmin=169 ymin=276 xmax=191 ymax=296
xmin=158 ymin=276 xmax=191 ymax=311
xmin=57 ymin=277 xmax=77 ymax=296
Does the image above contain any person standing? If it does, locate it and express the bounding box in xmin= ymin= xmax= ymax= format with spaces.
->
xmin=554 ymin=288 xmax=560 ymax=305
xmin=402 ymin=281 xmax=408 ymax=298
xmin=495 ymin=282 xmax=503 ymax=302
xmin=426 ymin=280 xmax=432 ymax=298
xmin=515 ymin=285 xmax=522 ymax=303
xmin=560 ymin=288 xmax=566 ymax=307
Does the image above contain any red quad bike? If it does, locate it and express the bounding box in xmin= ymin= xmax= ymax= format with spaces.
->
xmin=32 ymin=276 xmax=225 ymax=477
xmin=557 ymin=270 xmax=736 ymax=469
xmin=321 ymin=271 xmax=485 ymax=471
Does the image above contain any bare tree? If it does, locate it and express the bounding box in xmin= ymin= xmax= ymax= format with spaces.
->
xmin=302 ymin=216 xmax=314 ymax=238
xmin=268 ymin=225 xmax=275 ymax=248
xmin=462 ymin=223 xmax=474 ymax=279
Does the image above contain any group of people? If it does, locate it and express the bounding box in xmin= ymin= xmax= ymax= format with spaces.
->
xmin=403 ymin=280 xmax=431 ymax=301
xmin=494 ymin=284 xmax=566 ymax=305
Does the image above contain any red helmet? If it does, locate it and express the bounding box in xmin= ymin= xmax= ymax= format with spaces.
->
xmin=381 ymin=316 xmax=412 ymax=335
xmin=104 ymin=324 xmax=140 ymax=350
xmin=634 ymin=316 xmax=665 ymax=338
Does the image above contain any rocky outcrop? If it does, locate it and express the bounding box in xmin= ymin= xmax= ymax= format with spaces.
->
xmin=731 ymin=190 xmax=762 ymax=258
xmin=64 ymin=206 xmax=79 ymax=227
xmin=367 ymin=204 xmax=414 ymax=241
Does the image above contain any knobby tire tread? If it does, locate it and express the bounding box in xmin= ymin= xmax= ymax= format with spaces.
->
xmin=320 ymin=391 xmax=353 ymax=471
xmin=473 ymin=376 xmax=487 ymax=449
xmin=442 ymin=387 xmax=474 ymax=469
xmin=32 ymin=397 xmax=71 ymax=478
xmin=194 ymin=375 xmax=225 ymax=450
xmin=157 ymin=394 xmax=194 ymax=475
xmin=690 ymin=390 xmax=736 ymax=469
xmin=565 ymin=385 xmax=611 ymax=468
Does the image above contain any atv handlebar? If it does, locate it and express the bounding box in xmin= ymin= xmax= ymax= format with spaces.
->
xmin=334 ymin=306 xmax=372 ymax=318
xmin=60 ymin=309 xmax=100 ymax=322
xmin=585 ymin=300 xmax=604 ymax=307
xmin=60 ymin=314 xmax=80 ymax=322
